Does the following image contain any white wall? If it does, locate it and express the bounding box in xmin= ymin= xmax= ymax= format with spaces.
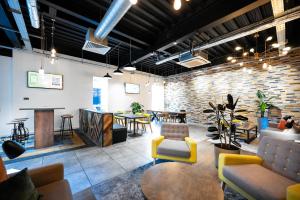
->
xmin=0 ymin=49 xmax=164 ymax=136
xmin=0 ymin=56 xmax=13 ymax=135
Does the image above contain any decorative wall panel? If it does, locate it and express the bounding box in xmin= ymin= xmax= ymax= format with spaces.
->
xmin=165 ymin=49 xmax=300 ymax=124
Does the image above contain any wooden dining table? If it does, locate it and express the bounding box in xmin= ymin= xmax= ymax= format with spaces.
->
xmin=116 ymin=114 xmax=146 ymax=137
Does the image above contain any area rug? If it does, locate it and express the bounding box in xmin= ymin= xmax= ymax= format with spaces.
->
xmin=88 ymin=161 xmax=246 ymax=200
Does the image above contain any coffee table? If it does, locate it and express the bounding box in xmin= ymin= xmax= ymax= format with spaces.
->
xmin=141 ymin=162 xmax=223 ymax=200
xmin=236 ymin=123 xmax=258 ymax=144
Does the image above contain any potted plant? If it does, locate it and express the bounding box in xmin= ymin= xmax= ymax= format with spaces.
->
xmin=204 ymin=94 xmax=248 ymax=168
xmin=130 ymin=102 xmax=144 ymax=114
xmin=256 ymin=90 xmax=274 ymax=130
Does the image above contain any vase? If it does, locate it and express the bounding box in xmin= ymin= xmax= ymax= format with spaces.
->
xmin=258 ymin=117 xmax=269 ymax=130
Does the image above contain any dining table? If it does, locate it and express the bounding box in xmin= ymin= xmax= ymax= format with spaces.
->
xmin=116 ymin=114 xmax=146 ymax=137
xmin=147 ymin=110 xmax=188 ymax=123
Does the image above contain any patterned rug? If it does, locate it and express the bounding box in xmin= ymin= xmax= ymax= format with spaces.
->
xmin=84 ymin=161 xmax=246 ymax=200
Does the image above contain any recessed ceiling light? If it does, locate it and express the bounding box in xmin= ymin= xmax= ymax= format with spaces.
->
xmin=235 ymin=46 xmax=242 ymax=51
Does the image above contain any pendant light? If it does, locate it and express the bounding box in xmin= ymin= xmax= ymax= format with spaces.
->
xmin=39 ymin=15 xmax=45 ymax=76
xmin=50 ymin=19 xmax=57 ymax=64
xmin=104 ymin=55 xmax=112 ymax=79
xmin=124 ymin=39 xmax=136 ymax=71
xmin=113 ymin=46 xmax=123 ymax=75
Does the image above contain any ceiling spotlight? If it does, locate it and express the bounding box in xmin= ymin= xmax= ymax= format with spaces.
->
xmin=243 ymin=67 xmax=247 ymax=72
xmin=283 ymin=46 xmax=291 ymax=51
xmin=262 ymin=62 xmax=268 ymax=69
xmin=272 ymin=43 xmax=280 ymax=48
xmin=173 ymin=41 xmax=178 ymax=45
xmin=174 ymin=0 xmax=182 ymax=10
xmin=231 ymin=59 xmax=237 ymax=63
xmin=104 ymin=73 xmax=112 ymax=79
xmin=130 ymin=0 xmax=138 ymax=4
xmin=239 ymin=62 xmax=244 ymax=66
xmin=250 ymin=48 xmax=255 ymax=53
xmin=227 ymin=56 xmax=233 ymax=61
xmin=266 ymin=36 xmax=273 ymax=42
xmin=243 ymin=52 xmax=248 ymax=57
xmin=235 ymin=46 xmax=242 ymax=51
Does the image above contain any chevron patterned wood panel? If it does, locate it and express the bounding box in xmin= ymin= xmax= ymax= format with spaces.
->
xmin=165 ymin=49 xmax=300 ymax=124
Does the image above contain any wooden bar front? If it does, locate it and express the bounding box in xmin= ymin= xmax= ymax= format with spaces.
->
xmin=34 ymin=109 xmax=54 ymax=148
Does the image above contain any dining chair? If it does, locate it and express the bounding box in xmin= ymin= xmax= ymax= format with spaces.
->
xmin=136 ymin=113 xmax=153 ymax=133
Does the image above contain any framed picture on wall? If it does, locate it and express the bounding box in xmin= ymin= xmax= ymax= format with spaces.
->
xmin=27 ymin=71 xmax=63 ymax=90
xmin=124 ymin=83 xmax=140 ymax=94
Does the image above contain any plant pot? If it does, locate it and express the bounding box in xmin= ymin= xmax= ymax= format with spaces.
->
xmin=258 ymin=117 xmax=269 ymax=130
xmin=214 ymin=143 xmax=240 ymax=168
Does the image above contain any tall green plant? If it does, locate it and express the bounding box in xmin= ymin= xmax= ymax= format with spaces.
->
xmin=130 ymin=102 xmax=144 ymax=114
xmin=256 ymin=90 xmax=274 ymax=118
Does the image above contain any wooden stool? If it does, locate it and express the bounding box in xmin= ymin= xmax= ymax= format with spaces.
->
xmin=60 ymin=114 xmax=74 ymax=140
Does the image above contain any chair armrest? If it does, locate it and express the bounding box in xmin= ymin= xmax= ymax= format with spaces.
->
xmin=287 ymin=184 xmax=300 ymax=200
xmin=152 ymin=136 xmax=164 ymax=157
xmin=28 ymin=163 xmax=64 ymax=188
xmin=185 ymin=137 xmax=197 ymax=163
xmin=218 ymin=154 xmax=263 ymax=181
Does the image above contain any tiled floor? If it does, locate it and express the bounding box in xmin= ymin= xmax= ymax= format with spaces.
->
xmin=4 ymin=123 xmax=208 ymax=195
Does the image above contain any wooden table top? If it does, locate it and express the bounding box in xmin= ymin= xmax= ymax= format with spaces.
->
xmin=141 ymin=162 xmax=223 ymax=200
xmin=116 ymin=114 xmax=145 ymax=119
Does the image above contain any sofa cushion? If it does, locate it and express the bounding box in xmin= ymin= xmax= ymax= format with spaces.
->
xmin=257 ymin=137 xmax=300 ymax=182
xmin=37 ymin=179 xmax=72 ymax=200
xmin=223 ymin=164 xmax=296 ymax=200
xmin=157 ymin=139 xmax=190 ymax=158
xmin=160 ymin=123 xmax=189 ymax=140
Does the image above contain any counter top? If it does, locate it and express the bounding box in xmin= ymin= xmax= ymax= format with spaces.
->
xmin=20 ymin=107 xmax=65 ymax=110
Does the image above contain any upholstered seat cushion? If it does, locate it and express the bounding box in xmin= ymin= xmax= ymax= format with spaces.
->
xmin=223 ymin=164 xmax=296 ymax=200
xmin=37 ymin=179 xmax=72 ymax=200
xmin=157 ymin=139 xmax=190 ymax=158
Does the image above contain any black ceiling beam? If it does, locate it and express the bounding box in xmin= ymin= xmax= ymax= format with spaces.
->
xmin=130 ymin=0 xmax=270 ymax=65
xmin=38 ymin=0 xmax=150 ymax=48
xmin=0 ymin=4 xmax=21 ymax=48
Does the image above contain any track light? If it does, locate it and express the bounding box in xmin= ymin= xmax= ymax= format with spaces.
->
xmin=266 ymin=36 xmax=273 ymax=41
xmin=174 ymin=0 xmax=181 ymax=10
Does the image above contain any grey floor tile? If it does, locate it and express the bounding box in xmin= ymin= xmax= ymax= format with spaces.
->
xmin=65 ymin=170 xmax=91 ymax=194
xmin=5 ymin=157 xmax=43 ymax=170
xmin=84 ymin=160 xmax=126 ymax=185
xmin=78 ymin=151 xmax=112 ymax=169
xmin=43 ymin=155 xmax=82 ymax=175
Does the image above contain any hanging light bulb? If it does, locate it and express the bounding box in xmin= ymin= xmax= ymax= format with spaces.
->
xmin=231 ymin=59 xmax=237 ymax=63
xmin=262 ymin=62 xmax=268 ymax=69
xmin=113 ymin=47 xmax=123 ymax=75
xmin=239 ymin=62 xmax=244 ymax=66
xmin=51 ymin=48 xmax=56 ymax=54
xmin=174 ymin=0 xmax=181 ymax=10
xmin=227 ymin=56 xmax=233 ymax=61
xmin=249 ymin=48 xmax=255 ymax=53
xmin=283 ymin=46 xmax=291 ymax=51
xmin=129 ymin=0 xmax=138 ymax=5
xmin=272 ymin=43 xmax=280 ymax=48
xmin=243 ymin=52 xmax=248 ymax=57
xmin=235 ymin=46 xmax=242 ymax=51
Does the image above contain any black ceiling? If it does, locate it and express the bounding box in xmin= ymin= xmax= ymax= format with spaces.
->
xmin=1 ymin=0 xmax=299 ymax=76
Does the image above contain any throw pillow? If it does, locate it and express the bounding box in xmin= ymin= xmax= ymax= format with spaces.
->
xmin=277 ymin=119 xmax=287 ymax=130
xmin=0 ymin=168 xmax=40 ymax=200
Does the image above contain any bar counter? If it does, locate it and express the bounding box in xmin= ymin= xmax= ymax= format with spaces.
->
xmin=79 ymin=109 xmax=113 ymax=147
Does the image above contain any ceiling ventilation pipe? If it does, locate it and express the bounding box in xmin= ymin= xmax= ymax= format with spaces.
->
xmin=94 ymin=0 xmax=134 ymax=40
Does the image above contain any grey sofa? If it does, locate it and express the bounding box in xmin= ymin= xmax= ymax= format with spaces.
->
xmin=219 ymin=136 xmax=300 ymax=200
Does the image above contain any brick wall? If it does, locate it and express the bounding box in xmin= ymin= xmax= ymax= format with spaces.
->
xmin=165 ymin=49 xmax=300 ymax=124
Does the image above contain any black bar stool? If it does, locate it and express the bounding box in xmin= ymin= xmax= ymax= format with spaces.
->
xmin=60 ymin=114 xmax=74 ymax=140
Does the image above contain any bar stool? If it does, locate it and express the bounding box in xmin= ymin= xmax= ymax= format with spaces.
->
xmin=60 ymin=114 xmax=74 ymax=140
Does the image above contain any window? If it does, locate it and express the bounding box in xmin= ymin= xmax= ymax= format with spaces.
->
xmin=93 ymin=77 xmax=108 ymax=111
